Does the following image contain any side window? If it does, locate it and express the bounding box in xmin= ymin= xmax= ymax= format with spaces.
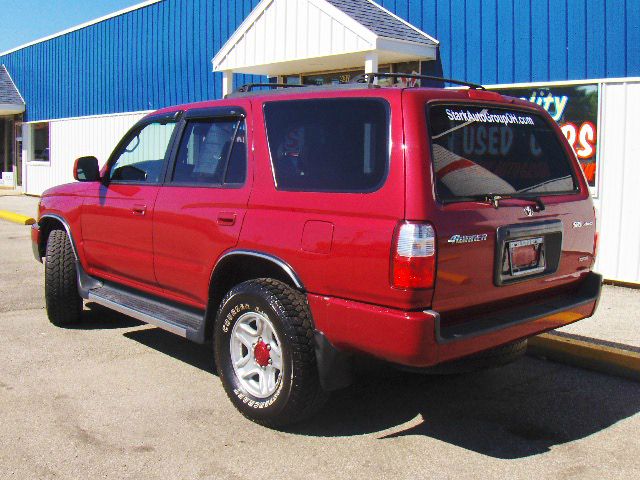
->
xmin=110 ymin=122 xmax=176 ymax=183
xmin=171 ymin=119 xmax=246 ymax=186
xmin=264 ymin=99 xmax=389 ymax=192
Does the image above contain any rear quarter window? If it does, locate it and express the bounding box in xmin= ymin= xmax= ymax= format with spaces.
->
xmin=264 ymin=98 xmax=389 ymax=192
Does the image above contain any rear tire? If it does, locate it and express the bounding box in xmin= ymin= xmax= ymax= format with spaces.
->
xmin=214 ymin=278 xmax=327 ymax=427
xmin=44 ymin=229 xmax=83 ymax=326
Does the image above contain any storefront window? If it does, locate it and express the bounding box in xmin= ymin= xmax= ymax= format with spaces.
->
xmin=491 ymin=84 xmax=599 ymax=191
xmin=300 ymin=67 xmax=387 ymax=86
xmin=31 ymin=123 xmax=50 ymax=162
xmin=293 ymin=61 xmax=422 ymax=88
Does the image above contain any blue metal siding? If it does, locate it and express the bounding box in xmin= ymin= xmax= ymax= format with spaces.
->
xmin=0 ymin=0 xmax=638 ymax=121
xmin=385 ymin=0 xmax=639 ymax=85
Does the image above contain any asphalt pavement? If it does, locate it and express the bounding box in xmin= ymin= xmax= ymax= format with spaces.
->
xmin=1 ymin=193 xmax=639 ymax=479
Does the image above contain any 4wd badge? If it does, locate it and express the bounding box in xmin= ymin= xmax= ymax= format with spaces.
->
xmin=447 ymin=234 xmax=488 ymax=244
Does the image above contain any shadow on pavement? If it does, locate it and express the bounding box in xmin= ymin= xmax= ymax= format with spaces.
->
xmin=292 ymin=358 xmax=640 ymax=458
xmin=61 ymin=303 xmax=144 ymax=330
xmin=124 ymin=326 xmax=216 ymax=374
xmin=89 ymin=310 xmax=640 ymax=460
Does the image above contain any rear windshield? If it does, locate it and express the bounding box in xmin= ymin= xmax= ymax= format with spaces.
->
xmin=264 ymin=98 xmax=389 ymax=192
xmin=427 ymin=104 xmax=579 ymax=201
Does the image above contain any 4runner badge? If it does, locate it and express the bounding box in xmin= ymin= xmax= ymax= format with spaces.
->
xmin=447 ymin=234 xmax=488 ymax=244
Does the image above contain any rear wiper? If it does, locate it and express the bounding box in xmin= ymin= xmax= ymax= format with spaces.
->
xmin=491 ymin=194 xmax=546 ymax=211
xmin=442 ymin=193 xmax=546 ymax=211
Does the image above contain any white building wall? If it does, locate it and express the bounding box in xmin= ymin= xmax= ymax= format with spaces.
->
xmin=23 ymin=111 xmax=148 ymax=195
xmin=593 ymin=80 xmax=640 ymax=284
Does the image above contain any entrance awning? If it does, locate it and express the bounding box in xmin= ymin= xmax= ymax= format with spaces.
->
xmin=212 ymin=0 xmax=438 ymax=94
xmin=0 ymin=65 xmax=25 ymax=115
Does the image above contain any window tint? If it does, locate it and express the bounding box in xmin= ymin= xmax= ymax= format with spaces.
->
xmin=110 ymin=122 xmax=176 ymax=183
xmin=428 ymin=105 xmax=579 ymax=201
xmin=172 ymin=119 xmax=246 ymax=185
xmin=264 ymin=99 xmax=389 ymax=192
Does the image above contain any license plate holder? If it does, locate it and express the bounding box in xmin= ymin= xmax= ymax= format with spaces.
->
xmin=508 ymin=237 xmax=545 ymax=277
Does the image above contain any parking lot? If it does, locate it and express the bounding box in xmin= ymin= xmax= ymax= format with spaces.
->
xmin=1 ymin=211 xmax=639 ymax=479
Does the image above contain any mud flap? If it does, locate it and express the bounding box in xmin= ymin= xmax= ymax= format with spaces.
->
xmin=314 ymin=331 xmax=354 ymax=391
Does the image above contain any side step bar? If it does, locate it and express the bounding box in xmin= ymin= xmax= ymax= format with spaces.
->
xmin=86 ymin=283 xmax=206 ymax=341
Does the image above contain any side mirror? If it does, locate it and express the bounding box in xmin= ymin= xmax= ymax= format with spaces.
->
xmin=73 ymin=156 xmax=100 ymax=182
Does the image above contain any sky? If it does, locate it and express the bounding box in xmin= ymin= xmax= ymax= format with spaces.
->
xmin=0 ymin=0 xmax=142 ymax=53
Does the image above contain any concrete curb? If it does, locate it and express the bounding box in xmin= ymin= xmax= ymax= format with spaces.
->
xmin=528 ymin=332 xmax=640 ymax=382
xmin=0 ymin=210 xmax=35 ymax=226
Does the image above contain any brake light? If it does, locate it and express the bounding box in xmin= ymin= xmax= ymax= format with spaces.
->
xmin=391 ymin=222 xmax=436 ymax=289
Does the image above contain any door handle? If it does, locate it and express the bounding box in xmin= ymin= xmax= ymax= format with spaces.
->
xmin=217 ymin=212 xmax=237 ymax=226
xmin=132 ymin=204 xmax=147 ymax=216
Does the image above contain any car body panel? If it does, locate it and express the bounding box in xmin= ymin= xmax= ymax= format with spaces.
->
xmin=34 ymin=85 xmax=600 ymax=368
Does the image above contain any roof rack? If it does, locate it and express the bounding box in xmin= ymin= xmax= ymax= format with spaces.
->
xmin=351 ymin=72 xmax=485 ymax=90
xmin=227 ymin=82 xmax=377 ymax=98
xmin=235 ymin=83 xmax=307 ymax=93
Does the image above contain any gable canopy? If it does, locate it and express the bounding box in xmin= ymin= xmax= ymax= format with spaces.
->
xmin=0 ymin=65 xmax=25 ymax=115
xmin=212 ymin=0 xmax=438 ymax=89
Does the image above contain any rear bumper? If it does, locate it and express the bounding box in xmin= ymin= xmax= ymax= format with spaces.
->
xmin=31 ymin=222 xmax=42 ymax=262
xmin=309 ymin=272 xmax=602 ymax=368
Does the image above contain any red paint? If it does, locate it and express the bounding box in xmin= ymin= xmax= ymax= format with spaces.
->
xmin=254 ymin=341 xmax=271 ymax=367
xmin=34 ymin=86 xmax=599 ymax=368
xmin=301 ymin=221 xmax=334 ymax=254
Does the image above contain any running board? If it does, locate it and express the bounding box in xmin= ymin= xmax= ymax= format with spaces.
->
xmin=87 ymin=283 xmax=206 ymax=339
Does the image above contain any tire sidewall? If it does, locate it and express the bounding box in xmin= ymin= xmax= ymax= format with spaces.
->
xmin=215 ymin=286 xmax=294 ymax=420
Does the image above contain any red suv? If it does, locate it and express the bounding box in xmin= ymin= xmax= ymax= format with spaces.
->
xmin=32 ymin=74 xmax=601 ymax=427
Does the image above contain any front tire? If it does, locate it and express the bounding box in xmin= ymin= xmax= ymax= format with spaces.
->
xmin=44 ymin=229 xmax=82 ymax=326
xmin=214 ymin=278 xmax=327 ymax=427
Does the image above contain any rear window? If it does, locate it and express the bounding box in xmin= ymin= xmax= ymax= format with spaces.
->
xmin=427 ymin=104 xmax=579 ymax=201
xmin=264 ymin=99 xmax=389 ymax=192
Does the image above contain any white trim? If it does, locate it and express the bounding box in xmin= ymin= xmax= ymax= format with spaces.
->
xmin=0 ymin=104 xmax=25 ymax=115
xmin=212 ymin=0 xmax=278 ymax=71
xmin=25 ymin=122 xmax=51 ymax=166
xmin=23 ymin=109 xmax=153 ymax=125
xmin=592 ymin=82 xmax=604 ymax=199
xmin=483 ymin=77 xmax=640 ymax=89
xmin=375 ymin=37 xmax=438 ymax=59
xmin=0 ymin=0 xmax=163 ymax=56
xmin=364 ymin=0 xmax=439 ymax=45
xmin=213 ymin=0 xmax=379 ymax=72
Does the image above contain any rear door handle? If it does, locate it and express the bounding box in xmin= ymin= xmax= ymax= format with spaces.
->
xmin=217 ymin=212 xmax=237 ymax=226
xmin=132 ymin=204 xmax=147 ymax=216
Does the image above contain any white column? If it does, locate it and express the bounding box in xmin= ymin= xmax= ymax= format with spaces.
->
xmin=21 ymin=123 xmax=30 ymax=194
xmin=222 ymin=71 xmax=233 ymax=97
xmin=365 ymin=52 xmax=379 ymax=84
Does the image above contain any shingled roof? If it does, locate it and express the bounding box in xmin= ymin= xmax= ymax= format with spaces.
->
xmin=0 ymin=65 xmax=24 ymax=107
xmin=325 ymin=0 xmax=435 ymax=45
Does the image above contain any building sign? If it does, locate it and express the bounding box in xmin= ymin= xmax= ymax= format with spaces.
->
xmin=491 ymin=84 xmax=599 ymax=187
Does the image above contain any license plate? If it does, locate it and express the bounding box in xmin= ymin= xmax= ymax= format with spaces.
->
xmin=508 ymin=237 xmax=545 ymax=276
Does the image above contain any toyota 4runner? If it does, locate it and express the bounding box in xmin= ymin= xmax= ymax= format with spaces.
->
xmin=32 ymin=73 xmax=601 ymax=427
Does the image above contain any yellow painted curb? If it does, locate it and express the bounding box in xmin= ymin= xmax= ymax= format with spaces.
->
xmin=528 ymin=333 xmax=640 ymax=382
xmin=0 ymin=210 xmax=35 ymax=225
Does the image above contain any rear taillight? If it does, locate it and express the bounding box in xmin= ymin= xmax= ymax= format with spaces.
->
xmin=391 ymin=222 xmax=436 ymax=289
